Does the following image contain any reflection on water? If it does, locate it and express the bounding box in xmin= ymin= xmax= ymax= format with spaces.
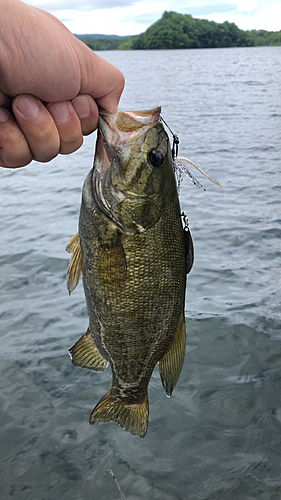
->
xmin=0 ymin=47 xmax=281 ymax=499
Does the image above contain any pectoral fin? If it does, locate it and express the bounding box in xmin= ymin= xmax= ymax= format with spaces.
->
xmin=158 ymin=313 xmax=186 ymax=397
xmin=69 ymin=328 xmax=108 ymax=372
xmin=66 ymin=232 xmax=80 ymax=253
xmin=66 ymin=233 xmax=82 ymax=294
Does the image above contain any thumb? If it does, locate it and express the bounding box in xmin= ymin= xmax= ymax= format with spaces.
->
xmin=78 ymin=42 xmax=125 ymax=112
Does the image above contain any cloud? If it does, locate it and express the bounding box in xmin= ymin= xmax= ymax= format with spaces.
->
xmin=54 ymin=0 xmax=171 ymax=35
xmin=180 ymin=3 xmax=238 ymax=17
xmin=24 ymin=0 xmax=281 ymax=34
xmin=198 ymin=4 xmax=281 ymax=31
xmin=31 ymin=0 xmax=139 ymax=10
xmin=129 ymin=12 xmax=162 ymax=25
xmin=174 ymin=0 xmax=281 ymax=31
xmin=235 ymin=0 xmax=257 ymax=12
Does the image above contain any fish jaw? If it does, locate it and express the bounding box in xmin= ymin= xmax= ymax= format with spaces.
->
xmin=91 ymin=106 xmax=176 ymax=234
xmin=98 ymin=106 xmax=161 ymax=162
xmin=93 ymin=107 xmax=162 ymax=188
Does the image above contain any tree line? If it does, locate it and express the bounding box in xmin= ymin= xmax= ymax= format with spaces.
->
xmin=76 ymin=11 xmax=281 ymax=50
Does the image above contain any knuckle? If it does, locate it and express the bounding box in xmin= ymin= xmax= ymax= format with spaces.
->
xmin=0 ymin=152 xmax=32 ymax=168
xmin=32 ymin=144 xmax=59 ymax=162
xmin=62 ymin=127 xmax=82 ymax=145
xmin=0 ymin=122 xmax=32 ymax=167
xmin=59 ymin=135 xmax=83 ymax=155
xmin=81 ymin=120 xmax=96 ymax=136
xmin=29 ymin=127 xmax=60 ymax=161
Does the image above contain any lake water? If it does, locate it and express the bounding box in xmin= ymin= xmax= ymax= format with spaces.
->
xmin=0 ymin=46 xmax=280 ymax=499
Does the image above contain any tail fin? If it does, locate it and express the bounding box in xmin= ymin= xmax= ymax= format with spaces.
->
xmin=89 ymin=389 xmax=149 ymax=438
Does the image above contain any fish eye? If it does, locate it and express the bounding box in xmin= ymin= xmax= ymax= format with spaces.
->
xmin=148 ymin=149 xmax=165 ymax=168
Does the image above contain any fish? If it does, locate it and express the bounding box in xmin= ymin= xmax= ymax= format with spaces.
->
xmin=66 ymin=106 xmax=193 ymax=438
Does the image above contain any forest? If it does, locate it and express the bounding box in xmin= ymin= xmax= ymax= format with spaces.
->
xmin=76 ymin=11 xmax=281 ymax=50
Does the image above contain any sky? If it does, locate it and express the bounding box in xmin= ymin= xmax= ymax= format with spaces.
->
xmin=25 ymin=0 xmax=281 ymax=36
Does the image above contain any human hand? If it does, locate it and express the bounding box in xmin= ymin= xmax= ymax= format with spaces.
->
xmin=0 ymin=0 xmax=125 ymax=168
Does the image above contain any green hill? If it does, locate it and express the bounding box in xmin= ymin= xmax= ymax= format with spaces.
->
xmin=129 ymin=11 xmax=255 ymax=49
xmin=75 ymin=33 xmax=130 ymax=50
xmin=76 ymin=11 xmax=281 ymax=50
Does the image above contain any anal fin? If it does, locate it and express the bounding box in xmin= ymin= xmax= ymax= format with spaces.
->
xmin=69 ymin=328 xmax=108 ymax=372
xmin=89 ymin=389 xmax=149 ymax=438
xmin=158 ymin=313 xmax=186 ymax=397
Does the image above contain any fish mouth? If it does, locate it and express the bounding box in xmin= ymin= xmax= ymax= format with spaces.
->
xmin=92 ymin=107 xmax=161 ymax=229
xmin=98 ymin=106 xmax=161 ymax=161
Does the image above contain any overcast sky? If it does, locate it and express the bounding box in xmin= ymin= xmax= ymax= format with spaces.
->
xmin=25 ymin=0 xmax=281 ymax=35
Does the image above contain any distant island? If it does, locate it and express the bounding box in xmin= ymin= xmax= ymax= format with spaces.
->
xmin=75 ymin=11 xmax=281 ymax=50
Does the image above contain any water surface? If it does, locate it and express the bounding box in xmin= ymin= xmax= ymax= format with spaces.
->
xmin=0 ymin=46 xmax=280 ymax=499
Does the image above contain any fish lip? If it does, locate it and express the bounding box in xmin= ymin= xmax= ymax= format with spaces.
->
xmin=98 ymin=106 xmax=161 ymax=120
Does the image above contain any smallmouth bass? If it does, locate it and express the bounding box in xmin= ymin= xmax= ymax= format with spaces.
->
xmin=66 ymin=106 xmax=193 ymax=438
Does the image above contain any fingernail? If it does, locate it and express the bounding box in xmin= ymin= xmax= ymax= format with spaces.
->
xmin=0 ymin=107 xmax=9 ymax=122
xmin=48 ymin=101 xmax=70 ymax=123
xmin=72 ymin=97 xmax=91 ymax=119
xmin=15 ymin=95 xmax=39 ymax=117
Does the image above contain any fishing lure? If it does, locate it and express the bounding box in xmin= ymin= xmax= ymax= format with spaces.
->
xmin=160 ymin=116 xmax=224 ymax=192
